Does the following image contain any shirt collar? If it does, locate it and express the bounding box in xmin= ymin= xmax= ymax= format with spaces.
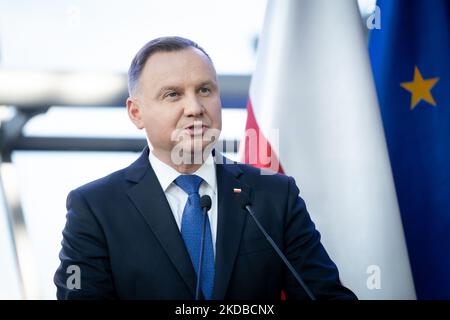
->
xmin=149 ymin=151 xmax=217 ymax=193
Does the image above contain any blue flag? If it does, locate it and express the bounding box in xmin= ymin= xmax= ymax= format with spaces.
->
xmin=369 ymin=0 xmax=450 ymax=299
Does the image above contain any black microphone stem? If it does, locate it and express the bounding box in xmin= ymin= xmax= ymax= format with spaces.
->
xmin=244 ymin=204 xmax=316 ymax=300
xmin=196 ymin=206 xmax=208 ymax=300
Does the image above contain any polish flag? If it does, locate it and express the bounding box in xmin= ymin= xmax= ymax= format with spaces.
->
xmin=241 ymin=0 xmax=416 ymax=299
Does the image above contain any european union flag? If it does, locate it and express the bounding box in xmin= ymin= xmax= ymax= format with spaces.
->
xmin=369 ymin=0 xmax=450 ymax=299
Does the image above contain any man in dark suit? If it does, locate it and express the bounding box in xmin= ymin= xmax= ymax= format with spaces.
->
xmin=54 ymin=36 xmax=356 ymax=300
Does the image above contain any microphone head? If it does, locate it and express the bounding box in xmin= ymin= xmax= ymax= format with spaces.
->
xmin=200 ymin=195 xmax=212 ymax=211
xmin=234 ymin=190 xmax=251 ymax=209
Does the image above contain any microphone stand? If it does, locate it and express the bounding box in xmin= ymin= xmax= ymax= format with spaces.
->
xmin=196 ymin=205 xmax=208 ymax=300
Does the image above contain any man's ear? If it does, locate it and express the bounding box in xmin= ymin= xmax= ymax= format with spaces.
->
xmin=126 ymin=97 xmax=144 ymax=129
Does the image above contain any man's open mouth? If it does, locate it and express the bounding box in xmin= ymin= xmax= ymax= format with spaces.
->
xmin=183 ymin=124 xmax=209 ymax=135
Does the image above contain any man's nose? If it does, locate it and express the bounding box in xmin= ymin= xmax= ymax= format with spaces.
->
xmin=184 ymin=94 xmax=204 ymax=117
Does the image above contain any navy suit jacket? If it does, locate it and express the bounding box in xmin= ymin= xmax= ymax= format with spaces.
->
xmin=54 ymin=147 xmax=356 ymax=300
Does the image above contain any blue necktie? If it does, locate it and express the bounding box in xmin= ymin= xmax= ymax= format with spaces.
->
xmin=175 ymin=174 xmax=215 ymax=299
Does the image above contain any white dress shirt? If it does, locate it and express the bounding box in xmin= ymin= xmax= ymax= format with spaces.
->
xmin=148 ymin=151 xmax=218 ymax=257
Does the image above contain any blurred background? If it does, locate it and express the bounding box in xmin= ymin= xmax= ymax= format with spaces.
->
xmin=2 ymin=0 xmax=434 ymax=300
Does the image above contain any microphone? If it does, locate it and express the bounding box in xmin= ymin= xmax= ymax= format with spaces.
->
xmin=234 ymin=190 xmax=316 ymax=300
xmin=196 ymin=195 xmax=212 ymax=300
xmin=200 ymin=195 xmax=212 ymax=211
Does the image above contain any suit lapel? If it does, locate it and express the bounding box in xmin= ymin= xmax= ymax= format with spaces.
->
xmin=213 ymin=159 xmax=249 ymax=300
xmin=125 ymin=148 xmax=197 ymax=297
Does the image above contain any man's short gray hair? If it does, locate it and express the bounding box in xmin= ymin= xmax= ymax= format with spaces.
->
xmin=127 ymin=36 xmax=212 ymax=95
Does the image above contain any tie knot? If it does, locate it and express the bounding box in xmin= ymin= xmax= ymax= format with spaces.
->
xmin=175 ymin=174 xmax=203 ymax=195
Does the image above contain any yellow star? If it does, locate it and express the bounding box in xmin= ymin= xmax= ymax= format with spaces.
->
xmin=400 ymin=66 xmax=439 ymax=110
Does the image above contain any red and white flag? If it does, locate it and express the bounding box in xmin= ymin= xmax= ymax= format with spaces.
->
xmin=241 ymin=0 xmax=416 ymax=299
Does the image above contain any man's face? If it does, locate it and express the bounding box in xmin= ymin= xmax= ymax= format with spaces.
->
xmin=127 ymin=48 xmax=222 ymax=164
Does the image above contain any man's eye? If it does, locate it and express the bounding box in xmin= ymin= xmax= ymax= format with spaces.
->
xmin=165 ymin=92 xmax=179 ymax=99
xmin=199 ymin=87 xmax=211 ymax=95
